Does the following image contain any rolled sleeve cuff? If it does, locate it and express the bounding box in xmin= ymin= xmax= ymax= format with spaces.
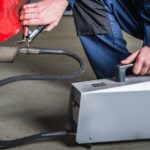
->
xmin=67 ymin=0 xmax=75 ymax=6
xmin=143 ymin=24 xmax=150 ymax=46
xmin=66 ymin=0 xmax=75 ymax=10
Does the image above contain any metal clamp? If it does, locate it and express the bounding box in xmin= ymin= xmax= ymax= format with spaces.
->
xmin=16 ymin=25 xmax=49 ymax=47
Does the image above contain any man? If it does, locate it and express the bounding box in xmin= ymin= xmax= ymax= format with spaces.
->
xmin=20 ymin=0 xmax=150 ymax=78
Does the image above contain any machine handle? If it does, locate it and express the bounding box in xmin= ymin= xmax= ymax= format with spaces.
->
xmin=115 ymin=63 xmax=134 ymax=82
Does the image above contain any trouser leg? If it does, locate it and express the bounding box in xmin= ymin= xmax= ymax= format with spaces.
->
xmin=80 ymin=32 xmax=130 ymax=79
xmin=76 ymin=0 xmax=144 ymax=78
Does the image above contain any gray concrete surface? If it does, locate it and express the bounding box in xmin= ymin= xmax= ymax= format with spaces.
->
xmin=0 ymin=16 xmax=149 ymax=150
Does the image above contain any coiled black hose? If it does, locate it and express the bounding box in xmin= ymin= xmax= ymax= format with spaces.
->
xmin=0 ymin=48 xmax=84 ymax=148
xmin=0 ymin=131 xmax=75 ymax=149
xmin=0 ymin=48 xmax=85 ymax=87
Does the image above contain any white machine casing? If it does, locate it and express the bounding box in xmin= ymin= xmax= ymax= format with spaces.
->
xmin=68 ymin=65 xmax=150 ymax=144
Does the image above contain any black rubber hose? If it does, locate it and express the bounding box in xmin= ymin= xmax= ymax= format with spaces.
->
xmin=0 ymin=131 xmax=75 ymax=149
xmin=0 ymin=48 xmax=83 ymax=148
xmin=0 ymin=48 xmax=85 ymax=87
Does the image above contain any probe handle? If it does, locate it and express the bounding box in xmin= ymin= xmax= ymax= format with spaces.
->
xmin=115 ymin=63 xmax=134 ymax=82
xmin=28 ymin=25 xmax=49 ymax=43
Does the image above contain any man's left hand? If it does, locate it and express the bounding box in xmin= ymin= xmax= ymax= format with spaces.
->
xmin=121 ymin=46 xmax=150 ymax=75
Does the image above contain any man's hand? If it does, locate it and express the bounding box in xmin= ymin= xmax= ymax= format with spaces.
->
xmin=20 ymin=0 xmax=68 ymax=31
xmin=121 ymin=46 xmax=150 ymax=75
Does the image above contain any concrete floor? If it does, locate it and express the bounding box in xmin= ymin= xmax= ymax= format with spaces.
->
xmin=0 ymin=16 xmax=149 ymax=150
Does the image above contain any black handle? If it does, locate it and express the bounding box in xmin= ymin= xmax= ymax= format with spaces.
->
xmin=28 ymin=25 xmax=49 ymax=43
xmin=115 ymin=64 xmax=134 ymax=82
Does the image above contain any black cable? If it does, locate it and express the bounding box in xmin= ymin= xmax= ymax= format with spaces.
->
xmin=0 ymin=48 xmax=84 ymax=148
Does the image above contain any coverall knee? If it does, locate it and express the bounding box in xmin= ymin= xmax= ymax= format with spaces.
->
xmin=73 ymin=0 xmax=146 ymax=78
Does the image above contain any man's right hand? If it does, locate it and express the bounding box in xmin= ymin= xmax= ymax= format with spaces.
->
xmin=20 ymin=0 xmax=68 ymax=31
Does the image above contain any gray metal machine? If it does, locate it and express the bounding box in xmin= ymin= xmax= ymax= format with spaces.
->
xmin=1 ymin=46 xmax=150 ymax=149
xmin=68 ymin=64 xmax=150 ymax=145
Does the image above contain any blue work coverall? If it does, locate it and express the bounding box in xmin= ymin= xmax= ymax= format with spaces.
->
xmin=67 ymin=0 xmax=150 ymax=78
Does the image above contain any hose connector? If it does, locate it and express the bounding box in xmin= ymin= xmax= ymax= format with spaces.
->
xmin=20 ymin=48 xmax=41 ymax=54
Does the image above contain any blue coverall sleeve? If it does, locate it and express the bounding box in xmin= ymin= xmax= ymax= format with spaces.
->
xmin=67 ymin=0 xmax=75 ymax=8
xmin=137 ymin=0 xmax=150 ymax=46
